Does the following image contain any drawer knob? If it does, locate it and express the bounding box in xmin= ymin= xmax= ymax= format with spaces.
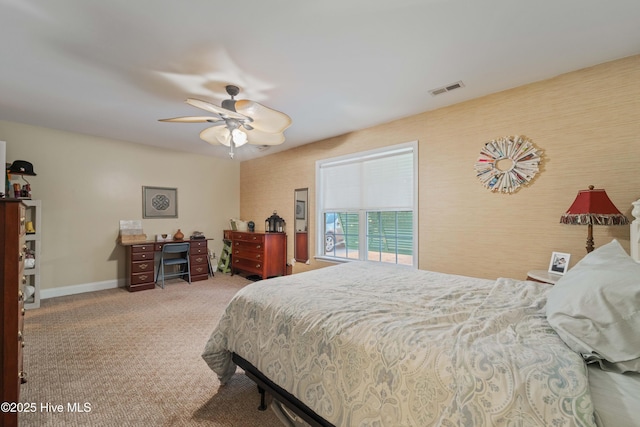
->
xmin=256 ymin=245 xmax=261 ymax=249
xmin=19 ymin=371 xmax=27 ymax=384
xmin=255 ymin=254 xmax=261 ymax=259
xmin=139 ymin=275 xmax=148 ymax=281
xmin=18 ymin=331 xmax=23 ymax=341
xmin=139 ymin=263 xmax=149 ymax=269
xmin=255 ymin=264 xmax=261 ymax=268
xmin=22 ymin=276 xmax=27 ymax=285
xmin=18 ymin=289 xmax=24 ymax=300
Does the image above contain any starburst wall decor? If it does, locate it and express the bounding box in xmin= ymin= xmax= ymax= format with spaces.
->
xmin=474 ymin=135 xmax=542 ymax=193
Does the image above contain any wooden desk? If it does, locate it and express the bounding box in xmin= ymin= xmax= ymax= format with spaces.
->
xmin=121 ymin=239 xmax=212 ymax=292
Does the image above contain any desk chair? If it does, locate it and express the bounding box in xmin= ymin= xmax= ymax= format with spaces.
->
xmin=156 ymin=242 xmax=191 ymax=289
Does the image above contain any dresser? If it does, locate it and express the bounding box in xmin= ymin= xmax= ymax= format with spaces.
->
xmin=124 ymin=239 xmax=212 ymax=291
xmin=1 ymin=200 xmax=27 ymax=427
xmin=224 ymin=230 xmax=287 ymax=280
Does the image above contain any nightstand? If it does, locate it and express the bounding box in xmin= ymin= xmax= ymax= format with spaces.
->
xmin=526 ymin=270 xmax=562 ymax=285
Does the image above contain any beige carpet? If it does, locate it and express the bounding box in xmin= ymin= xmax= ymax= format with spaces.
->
xmin=20 ymin=275 xmax=284 ymax=427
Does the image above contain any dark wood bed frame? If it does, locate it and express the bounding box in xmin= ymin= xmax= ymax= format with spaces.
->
xmin=232 ymin=353 xmax=335 ymax=427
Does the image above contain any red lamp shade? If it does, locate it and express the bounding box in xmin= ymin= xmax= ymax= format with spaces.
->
xmin=560 ymin=185 xmax=629 ymax=252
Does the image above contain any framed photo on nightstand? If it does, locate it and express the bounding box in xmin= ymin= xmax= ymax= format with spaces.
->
xmin=548 ymin=252 xmax=570 ymax=275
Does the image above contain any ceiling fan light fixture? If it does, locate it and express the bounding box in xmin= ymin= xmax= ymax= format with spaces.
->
xmin=231 ymin=128 xmax=248 ymax=147
xmin=160 ymin=85 xmax=291 ymax=159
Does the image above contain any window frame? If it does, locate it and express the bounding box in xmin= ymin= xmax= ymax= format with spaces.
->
xmin=315 ymin=141 xmax=418 ymax=267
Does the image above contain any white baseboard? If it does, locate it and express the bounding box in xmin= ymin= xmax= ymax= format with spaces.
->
xmin=41 ymin=279 xmax=126 ymax=300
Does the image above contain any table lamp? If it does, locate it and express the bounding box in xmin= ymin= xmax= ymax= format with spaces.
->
xmin=560 ymin=185 xmax=629 ymax=253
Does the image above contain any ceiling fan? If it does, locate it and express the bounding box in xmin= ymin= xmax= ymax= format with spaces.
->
xmin=160 ymin=85 xmax=292 ymax=159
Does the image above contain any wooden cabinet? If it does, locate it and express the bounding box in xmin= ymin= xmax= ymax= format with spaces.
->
xmin=189 ymin=240 xmax=210 ymax=281
xmin=1 ymin=200 xmax=27 ymax=427
xmin=126 ymin=243 xmax=156 ymax=292
xmin=124 ymin=239 xmax=211 ymax=291
xmin=225 ymin=230 xmax=286 ymax=280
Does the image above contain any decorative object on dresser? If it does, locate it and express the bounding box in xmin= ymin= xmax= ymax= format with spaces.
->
xmin=265 ymin=211 xmax=285 ymax=233
xmin=224 ymin=230 xmax=287 ymax=280
xmin=474 ymin=135 xmax=542 ymax=193
xmin=0 ymin=200 xmax=28 ymax=427
xmin=560 ymin=185 xmax=629 ymax=253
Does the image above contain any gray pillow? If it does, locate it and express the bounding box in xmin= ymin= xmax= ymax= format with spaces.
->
xmin=546 ymin=239 xmax=640 ymax=373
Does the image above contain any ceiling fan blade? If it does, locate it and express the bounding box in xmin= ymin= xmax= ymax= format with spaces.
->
xmin=235 ymin=100 xmax=292 ymax=134
xmin=186 ymin=98 xmax=248 ymax=121
xmin=200 ymin=126 xmax=231 ymax=146
xmin=245 ymin=128 xmax=286 ymax=146
xmin=159 ymin=116 xmax=223 ymax=123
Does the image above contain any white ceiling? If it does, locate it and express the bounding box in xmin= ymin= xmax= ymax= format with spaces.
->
xmin=1 ymin=0 xmax=639 ymax=161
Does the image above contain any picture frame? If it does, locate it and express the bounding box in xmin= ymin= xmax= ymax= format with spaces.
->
xmin=548 ymin=251 xmax=570 ymax=275
xmin=296 ymin=200 xmax=306 ymax=220
xmin=142 ymin=186 xmax=178 ymax=218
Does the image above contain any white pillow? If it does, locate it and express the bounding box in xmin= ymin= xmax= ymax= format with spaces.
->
xmin=546 ymin=239 xmax=640 ymax=373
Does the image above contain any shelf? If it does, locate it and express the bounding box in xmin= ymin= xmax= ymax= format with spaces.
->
xmin=22 ymin=199 xmax=41 ymax=309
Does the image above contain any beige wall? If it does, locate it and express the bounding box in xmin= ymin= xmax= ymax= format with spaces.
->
xmin=1 ymin=121 xmax=240 ymax=292
xmin=240 ymin=55 xmax=640 ymax=280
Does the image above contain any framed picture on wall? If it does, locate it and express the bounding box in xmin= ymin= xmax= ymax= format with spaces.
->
xmin=143 ymin=186 xmax=178 ymax=218
xmin=296 ymin=200 xmax=306 ymax=220
xmin=548 ymin=252 xmax=570 ymax=275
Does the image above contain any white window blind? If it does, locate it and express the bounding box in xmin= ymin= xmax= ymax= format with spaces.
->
xmin=320 ymin=146 xmax=414 ymax=211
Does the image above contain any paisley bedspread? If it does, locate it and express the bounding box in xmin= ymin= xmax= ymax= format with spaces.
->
xmin=202 ymin=262 xmax=596 ymax=426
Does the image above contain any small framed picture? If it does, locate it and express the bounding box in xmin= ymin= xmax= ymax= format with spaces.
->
xmin=143 ymin=186 xmax=178 ymax=218
xmin=548 ymin=252 xmax=571 ymax=275
xmin=296 ymin=200 xmax=306 ymax=220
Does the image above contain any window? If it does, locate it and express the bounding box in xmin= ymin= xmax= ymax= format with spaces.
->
xmin=316 ymin=142 xmax=417 ymax=266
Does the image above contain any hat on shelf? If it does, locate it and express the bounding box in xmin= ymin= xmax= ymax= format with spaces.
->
xmin=8 ymin=160 xmax=37 ymax=176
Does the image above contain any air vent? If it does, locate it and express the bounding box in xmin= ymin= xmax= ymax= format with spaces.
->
xmin=429 ymin=80 xmax=465 ymax=96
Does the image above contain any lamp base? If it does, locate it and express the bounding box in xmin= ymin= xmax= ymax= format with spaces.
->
xmin=586 ymin=224 xmax=594 ymax=253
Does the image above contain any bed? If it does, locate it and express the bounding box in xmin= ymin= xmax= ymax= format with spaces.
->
xmin=203 ymin=218 xmax=640 ymax=426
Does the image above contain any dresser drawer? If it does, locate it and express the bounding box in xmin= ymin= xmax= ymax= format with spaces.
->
xmin=190 ymin=240 xmax=208 ymax=249
xmin=233 ymin=240 xmax=265 ymax=253
xmin=231 ymin=232 xmax=264 ymax=243
xmin=191 ymin=264 xmax=209 ymax=279
xmin=131 ymin=244 xmax=155 ymax=253
xmin=131 ymin=251 xmax=153 ymax=261
xmin=190 ymin=254 xmax=208 ymax=266
xmin=131 ymin=260 xmax=153 ymax=273
xmin=233 ymin=250 xmax=263 ymax=262
xmin=233 ymin=257 xmax=263 ymax=275
xmin=131 ymin=271 xmax=154 ymax=285
xmin=190 ymin=245 xmax=208 ymax=255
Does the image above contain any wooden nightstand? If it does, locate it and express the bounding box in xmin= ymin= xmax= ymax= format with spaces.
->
xmin=526 ymin=270 xmax=562 ymax=285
